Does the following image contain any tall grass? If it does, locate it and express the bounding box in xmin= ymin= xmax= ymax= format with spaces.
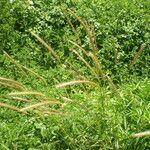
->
xmin=0 ymin=6 xmax=149 ymax=150
xmin=0 ymin=76 xmax=62 ymax=116
xmin=3 ymin=51 xmax=47 ymax=85
xmin=56 ymin=8 xmax=117 ymax=92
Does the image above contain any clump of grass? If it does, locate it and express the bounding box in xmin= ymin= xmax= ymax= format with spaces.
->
xmin=27 ymin=10 xmax=117 ymax=92
xmin=54 ymin=8 xmax=117 ymax=92
xmin=0 ymin=76 xmax=62 ymax=116
xmin=1 ymin=10 xmax=119 ymax=117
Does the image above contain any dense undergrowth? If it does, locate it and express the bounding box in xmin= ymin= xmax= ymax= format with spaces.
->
xmin=0 ymin=0 xmax=150 ymax=149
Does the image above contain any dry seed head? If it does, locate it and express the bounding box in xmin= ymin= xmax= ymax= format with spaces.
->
xmin=63 ymin=11 xmax=82 ymax=45
xmin=21 ymin=66 xmax=47 ymax=85
xmin=69 ymin=40 xmax=90 ymax=57
xmin=0 ymin=77 xmax=26 ymax=90
xmin=11 ymin=97 xmax=32 ymax=103
xmin=42 ymin=98 xmax=62 ymax=104
xmin=132 ymin=130 xmax=150 ymax=137
xmin=8 ymin=91 xmax=46 ymax=97
xmin=40 ymin=109 xmax=63 ymax=115
xmin=56 ymin=80 xmax=98 ymax=88
xmin=30 ymin=31 xmax=61 ymax=62
xmin=67 ymin=8 xmax=98 ymax=53
xmin=0 ymin=102 xmax=26 ymax=113
xmin=72 ymin=49 xmax=99 ymax=79
xmin=129 ymin=43 xmax=146 ymax=68
xmin=20 ymin=101 xmax=58 ymax=111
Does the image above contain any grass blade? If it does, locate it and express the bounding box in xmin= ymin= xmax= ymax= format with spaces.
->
xmin=61 ymin=96 xmax=88 ymax=110
xmin=66 ymin=62 xmax=87 ymax=80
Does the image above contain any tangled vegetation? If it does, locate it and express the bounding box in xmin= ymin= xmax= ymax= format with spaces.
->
xmin=0 ymin=0 xmax=150 ymax=149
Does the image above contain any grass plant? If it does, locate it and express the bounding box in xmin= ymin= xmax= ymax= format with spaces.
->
xmin=0 ymin=2 xmax=149 ymax=149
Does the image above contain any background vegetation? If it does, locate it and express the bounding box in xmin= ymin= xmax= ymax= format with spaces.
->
xmin=0 ymin=0 xmax=150 ymax=149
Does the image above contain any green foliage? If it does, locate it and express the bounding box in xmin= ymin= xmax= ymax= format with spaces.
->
xmin=0 ymin=0 xmax=150 ymax=149
xmin=0 ymin=0 xmax=149 ymax=77
xmin=0 ymin=79 xmax=149 ymax=149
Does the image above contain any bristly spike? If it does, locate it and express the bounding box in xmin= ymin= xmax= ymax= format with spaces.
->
xmin=0 ymin=77 xmax=26 ymax=91
xmin=20 ymin=101 xmax=59 ymax=111
xmin=55 ymin=80 xmax=98 ymax=88
xmin=0 ymin=102 xmax=26 ymax=113
xmin=30 ymin=31 xmax=61 ymax=63
xmin=8 ymin=91 xmax=46 ymax=97
xmin=132 ymin=130 xmax=150 ymax=137
xmin=67 ymin=8 xmax=98 ymax=54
